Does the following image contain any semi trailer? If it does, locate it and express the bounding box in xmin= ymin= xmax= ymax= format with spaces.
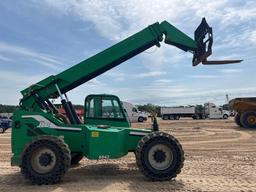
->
xmin=161 ymin=106 xmax=197 ymax=120
xmin=10 ymin=18 xmax=240 ymax=185
xmin=161 ymin=103 xmax=229 ymax=120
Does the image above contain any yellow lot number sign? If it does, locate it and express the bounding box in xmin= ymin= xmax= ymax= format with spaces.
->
xmin=91 ymin=131 xmax=99 ymax=138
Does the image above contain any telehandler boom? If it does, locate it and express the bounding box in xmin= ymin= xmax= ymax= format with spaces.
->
xmin=11 ymin=18 xmax=241 ymax=185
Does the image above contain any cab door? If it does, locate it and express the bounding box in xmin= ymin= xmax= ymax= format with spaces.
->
xmin=84 ymin=95 xmax=130 ymax=127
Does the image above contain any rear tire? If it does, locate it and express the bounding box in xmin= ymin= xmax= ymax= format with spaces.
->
xmin=135 ymin=132 xmax=184 ymax=181
xmin=235 ymin=113 xmax=242 ymax=127
xmin=162 ymin=115 xmax=168 ymax=120
xmin=192 ymin=115 xmax=200 ymax=120
xmin=240 ymin=111 xmax=256 ymax=129
xmin=223 ymin=114 xmax=228 ymax=119
xmin=21 ymin=136 xmax=71 ymax=185
xmin=174 ymin=115 xmax=180 ymax=120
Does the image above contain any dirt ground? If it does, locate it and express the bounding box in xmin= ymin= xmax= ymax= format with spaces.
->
xmin=1 ymin=118 xmax=256 ymax=192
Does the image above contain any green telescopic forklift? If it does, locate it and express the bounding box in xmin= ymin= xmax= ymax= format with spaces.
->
xmin=11 ymin=18 xmax=241 ymax=185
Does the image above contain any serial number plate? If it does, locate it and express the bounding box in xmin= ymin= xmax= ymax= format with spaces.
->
xmin=98 ymin=155 xmax=109 ymax=160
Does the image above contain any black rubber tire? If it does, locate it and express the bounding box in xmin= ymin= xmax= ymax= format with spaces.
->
xmin=71 ymin=153 xmax=83 ymax=165
xmin=192 ymin=115 xmax=199 ymax=120
xmin=223 ymin=114 xmax=228 ymax=119
xmin=235 ymin=113 xmax=242 ymax=127
xmin=162 ymin=115 xmax=168 ymax=120
xmin=174 ymin=116 xmax=180 ymax=120
xmin=138 ymin=116 xmax=144 ymax=122
xmin=135 ymin=132 xmax=184 ymax=181
xmin=169 ymin=115 xmax=174 ymax=120
xmin=21 ymin=135 xmax=71 ymax=185
xmin=240 ymin=111 xmax=256 ymax=129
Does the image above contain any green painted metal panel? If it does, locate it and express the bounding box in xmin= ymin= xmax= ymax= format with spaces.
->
xmin=85 ymin=118 xmax=130 ymax=127
xmin=85 ymin=126 xmax=127 ymax=159
xmin=160 ymin=21 xmax=197 ymax=51
xmin=11 ymin=109 xmax=151 ymax=165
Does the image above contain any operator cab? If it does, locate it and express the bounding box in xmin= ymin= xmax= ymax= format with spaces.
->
xmin=84 ymin=94 xmax=130 ymax=128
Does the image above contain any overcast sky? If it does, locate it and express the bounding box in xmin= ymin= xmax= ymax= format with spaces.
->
xmin=0 ymin=1 xmax=255 ymax=106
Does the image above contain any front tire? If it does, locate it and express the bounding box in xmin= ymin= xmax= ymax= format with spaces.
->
xmin=223 ymin=114 xmax=228 ymax=119
xmin=138 ymin=116 xmax=144 ymax=122
xmin=135 ymin=132 xmax=184 ymax=181
xmin=240 ymin=111 xmax=256 ymax=129
xmin=21 ymin=136 xmax=71 ymax=185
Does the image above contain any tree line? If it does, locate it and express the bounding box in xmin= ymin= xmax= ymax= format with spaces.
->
xmin=0 ymin=104 xmax=19 ymax=113
xmin=137 ymin=103 xmax=161 ymax=115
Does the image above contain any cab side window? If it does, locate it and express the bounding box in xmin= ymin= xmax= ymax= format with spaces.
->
xmin=132 ymin=108 xmax=138 ymax=113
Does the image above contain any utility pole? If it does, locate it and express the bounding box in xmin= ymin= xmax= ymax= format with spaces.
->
xmin=226 ymin=94 xmax=229 ymax=104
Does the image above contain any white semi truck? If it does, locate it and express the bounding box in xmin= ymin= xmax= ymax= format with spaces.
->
xmin=161 ymin=103 xmax=229 ymax=120
xmin=122 ymin=101 xmax=148 ymax=123
xmin=204 ymin=103 xmax=230 ymax=119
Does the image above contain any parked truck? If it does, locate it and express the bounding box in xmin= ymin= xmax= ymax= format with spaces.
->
xmin=122 ymin=101 xmax=147 ymax=123
xmin=0 ymin=116 xmax=12 ymax=133
xmin=229 ymin=97 xmax=256 ymax=128
xmin=161 ymin=103 xmax=229 ymax=120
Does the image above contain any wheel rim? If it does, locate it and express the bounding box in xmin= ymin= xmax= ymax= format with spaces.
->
xmin=0 ymin=128 xmax=3 ymax=133
xmin=247 ymin=115 xmax=256 ymax=125
xmin=31 ymin=147 xmax=57 ymax=174
xmin=148 ymin=144 xmax=173 ymax=170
